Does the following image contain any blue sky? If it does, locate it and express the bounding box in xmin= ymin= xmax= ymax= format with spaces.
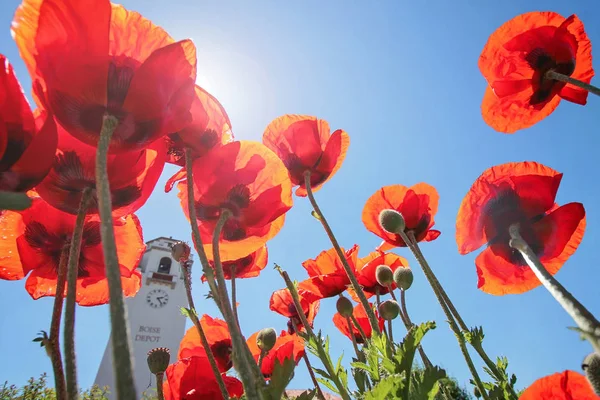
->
xmin=1 ymin=0 xmax=600 ymax=396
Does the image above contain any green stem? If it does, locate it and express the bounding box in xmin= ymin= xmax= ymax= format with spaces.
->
xmin=351 ymin=314 xmax=368 ymax=344
xmin=279 ymin=268 xmax=352 ymax=400
xmin=302 ymin=353 xmax=326 ymax=400
xmin=156 ymin=372 xmax=165 ymax=400
xmin=400 ymin=230 xmax=489 ymax=400
xmin=180 ymin=259 xmax=229 ymax=400
xmin=95 ymin=113 xmax=136 ymax=400
xmin=64 ymin=187 xmax=92 ymax=399
xmin=304 ymin=170 xmax=380 ymax=335
xmin=184 ymin=148 xmax=222 ymax=312
xmin=49 ymin=249 xmax=68 ymax=400
xmin=257 ymin=349 xmax=266 ymax=371
xmin=546 ymin=70 xmax=600 ymax=97
xmin=231 ymin=266 xmax=240 ymax=329
xmin=345 ymin=316 xmax=363 ymax=361
xmin=213 ymin=210 xmax=268 ymax=400
xmin=509 ymin=224 xmax=600 ymax=353
xmin=400 ymin=289 xmax=433 ymax=369
xmin=387 ymin=319 xmax=394 ymax=343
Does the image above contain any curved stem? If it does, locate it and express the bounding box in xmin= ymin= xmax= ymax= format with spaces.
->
xmin=387 ymin=320 xmax=394 ymax=343
xmin=400 ymin=231 xmax=489 ymax=400
xmin=509 ymin=224 xmax=600 ymax=352
xmin=279 ymin=269 xmax=352 ymax=400
xmin=184 ymin=148 xmax=221 ymax=312
xmin=155 ymin=373 xmax=165 ymax=400
xmin=180 ymin=260 xmax=229 ymax=400
xmin=546 ymin=70 xmax=600 ymax=97
xmin=64 ymin=187 xmax=92 ymax=400
xmin=400 ymin=289 xmax=432 ymax=369
xmin=213 ymin=211 xmax=268 ymax=400
xmin=345 ymin=316 xmax=363 ymax=361
xmin=304 ymin=170 xmax=380 ymax=334
xmin=96 ymin=113 xmax=136 ymax=400
xmin=49 ymin=249 xmax=68 ymax=400
xmin=231 ymin=266 xmax=240 ymax=329
xmin=257 ymin=349 xmax=266 ymax=370
xmin=302 ymin=353 xmax=326 ymax=400
xmin=350 ymin=315 xmax=368 ymax=344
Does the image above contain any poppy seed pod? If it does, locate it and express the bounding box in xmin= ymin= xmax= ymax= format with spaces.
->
xmin=583 ymin=352 xmax=600 ymax=395
xmin=171 ymin=241 xmax=191 ymax=262
xmin=394 ymin=267 xmax=414 ymax=290
xmin=378 ymin=300 xmax=400 ymax=321
xmin=336 ymin=296 xmax=354 ymax=318
xmin=147 ymin=347 xmax=171 ymax=374
xmin=375 ymin=265 xmax=394 ymax=287
xmin=256 ymin=328 xmax=277 ymax=352
xmin=378 ymin=209 xmax=406 ymax=234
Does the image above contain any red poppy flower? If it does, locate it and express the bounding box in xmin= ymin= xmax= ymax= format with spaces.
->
xmin=0 ymin=54 xmax=57 ymax=192
xmin=0 ymin=197 xmax=143 ymax=305
xmin=12 ymin=0 xmax=197 ymax=152
xmin=247 ymin=330 xmax=305 ymax=378
xmin=163 ymin=356 xmax=243 ymax=400
xmin=176 ymin=141 xmax=293 ymax=261
xmin=520 ymin=370 xmax=598 ymax=399
xmin=201 ymin=245 xmax=268 ymax=282
xmin=479 ymin=12 xmax=594 ymax=133
xmin=269 ymin=288 xmax=320 ymax=334
xmin=362 ymin=183 xmax=441 ymax=250
xmin=34 ymin=119 xmax=165 ymax=217
xmin=178 ymin=315 xmax=232 ymax=372
xmin=348 ymin=251 xmax=410 ymax=300
xmin=262 ymin=115 xmax=349 ymax=196
xmin=297 ymin=245 xmax=358 ymax=300
xmin=332 ymin=302 xmax=384 ymax=344
xmin=165 ymin=85 xmax=233 ymax=167
xmin=456 ymin=161 xmax=586 ymax=295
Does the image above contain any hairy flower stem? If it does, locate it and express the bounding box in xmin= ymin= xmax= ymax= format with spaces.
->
xmin=304 ymin=170 xmax=380 ymax=335
xmin=180 ymin=260 xmax=229 ymax=399
xmin=399 ymin=230 xmax=490 ymax=400
xmin=400 ymin=289 xmax=432 ymax=369
xmin=64 ymin=187 xmax=92 ymax=399
xmin=345 ymin=316 xmax=364 ymax=362
xmin=213 ymin=211 xmax=268 ymax=400
xmin=278 ymin=268 xmax=352 ymax=400
xmin=231 ymin=267 xmax=240 ymax=328
xmin=96 ymin=114 xmax=136 ymax=399
xmin=48 ymin=249 xmax=68 ymax=400
xmin=184 ymin=148 xmax=221 ymax=312
xmin=351 ymin=315 xmax=368 ymax=344
xmin=387 ymin=320 xmax=394 ymax=343
xmin=509 ymin=224 xmax=600 ymax=353
xmin=546 ymin=70 xmax=600 ymax=97
xmin=303 ymin=353 xmax=326 ymax=400
xmin=155 ymin=373 xmax=165 ymax=400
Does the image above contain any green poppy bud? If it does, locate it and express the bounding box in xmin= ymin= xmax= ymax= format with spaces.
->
xmin=583 ymin=352 xmax=600 ymax=395
xmin=378 ymin=209 xmax=405 ymax=234
xmin=375 ymin=265 xmax=394 ymax=287
xmin=393 ymin=267 xmax=414 ymax=290
xmin=336 ymin=296 xmax=354 ymax=318
xmin=147 ymin=347 xmax=171 ymax=374
xmin=379 ymin=300 xmax=400 ymax=321
xmin=257 ymin=328 xmax=277 ymax=352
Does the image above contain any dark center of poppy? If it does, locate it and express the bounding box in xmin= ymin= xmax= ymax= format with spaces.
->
xmin=24 ymin=220 xmax=101 ymax=277
xmin=195 ymin=184 xmax=252 ymax=241
xmin=0 ymin=124 xmax=27 ymax=172
xmin=211 ymin=340 xmax=233 ymax=371
xmin=222 ymin=253 xmax=254 ymax=276
xmin=51 ymin=151 xmax=141 ymax=214
xmin=483 ymin=188 xmax=545 ymax=265
xmin=199 ymin=129 xmax=219 ymax=150
xmin=525 ymin=48 xmax=576 ymax=105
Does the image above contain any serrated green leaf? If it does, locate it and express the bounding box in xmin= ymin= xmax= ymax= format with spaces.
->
xmin=365 ymin=374 xmax=402 ymax=400
xmin=267 ymin=357 xmax=296 ymax=400
xmin=410 ymin=366 xmax=447 ymax=400
xmin=312 ymin=368 xmax=331 ymax=380
xmin=317 ymin=378 xmax=338 ymax=394
xmin=292 ymin=389 xmax=317 ymax=400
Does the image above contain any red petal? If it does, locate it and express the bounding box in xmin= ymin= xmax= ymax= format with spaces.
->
xmin=520 ymin=370 xmax=598 ymax=399
xmin=0 ymin=210 xmax=28 ymax=280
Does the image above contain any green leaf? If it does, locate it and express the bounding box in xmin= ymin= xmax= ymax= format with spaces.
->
xmin=365 ymin=374 xmax=402 ymax=400
xmin=410 ymin=366 xmax=447 ymax=400
xmin=0 ymin=191 xmax=32 ymax=211
xmin=317 ymin=378 xmax=338 ymax=394
xmin=291 ymin=389 xmax=317 ymax=400
xmin=180 ymin=307 xmax=191 ymax=318
xmin=312 ymin=368 xmax=331 ymax=380
xmin=267 ymin=357 xmax=296 ymax=400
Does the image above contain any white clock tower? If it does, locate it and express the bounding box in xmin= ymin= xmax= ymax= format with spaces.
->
xmin=94 ymin=237 xmax=189 ymax=399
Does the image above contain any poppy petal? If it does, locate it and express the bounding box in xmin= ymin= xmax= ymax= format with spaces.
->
xmin=519 ymin=370 xmax=598 ymax=399
xmin=535 ymin=202 xmax=586 ymax=262
xmin=0 ymin=210 xmax=27 ymax=280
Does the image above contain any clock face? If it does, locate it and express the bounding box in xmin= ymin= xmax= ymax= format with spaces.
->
xmin=146 ymin=289 xmax=169 ymax=309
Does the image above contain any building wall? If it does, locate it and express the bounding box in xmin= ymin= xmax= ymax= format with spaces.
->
xmin=94 ymin=237 xmax=189 ymax=399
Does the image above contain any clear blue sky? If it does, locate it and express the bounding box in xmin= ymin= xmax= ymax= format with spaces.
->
xmin=1 ymin=0 xmax=600 ymax=396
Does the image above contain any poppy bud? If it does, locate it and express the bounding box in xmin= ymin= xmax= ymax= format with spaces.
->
xmin=171 ymin=241 xmax=191 ymax=262
xmin=378 ymin=300 xmax=400 ymax=321
xmin=583 ymin=352 xmax=600 ymax=395
xmin=375 ymin=265 xmax=394 ymax=287
xmin=147 ymin=347 xmax=171 ymax=374
xmin=393 ymin=267 xmax=414 ymax=290
xmin=257 ymin=328 xmax=277 ymax=352
xmin=378 ymin=209 xmax=405 ymax=234
xmin=336 ymin=296 xmax=354 ymax=318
